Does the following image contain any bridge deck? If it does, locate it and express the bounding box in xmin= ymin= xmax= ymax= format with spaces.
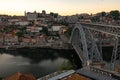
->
xmin=80 ymin=22 xmax=120 ymax=37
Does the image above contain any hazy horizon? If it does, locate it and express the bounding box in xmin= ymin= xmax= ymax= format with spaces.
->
xmin=0 ymin=0 xmax=120 ymax=16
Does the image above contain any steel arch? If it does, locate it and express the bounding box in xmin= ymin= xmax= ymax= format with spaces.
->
xmin=70 ymin=23 xmax=102 ymax=66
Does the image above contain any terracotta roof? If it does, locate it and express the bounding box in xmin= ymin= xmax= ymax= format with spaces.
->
xmin=5 ymin=72 xmax=36 ymax=80
xmin=115 ymin=65 xmax=120 ymax=73
xmin=63 ymin=74 xmax=91 ymax=80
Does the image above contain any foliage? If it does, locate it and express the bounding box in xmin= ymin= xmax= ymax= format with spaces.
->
xmin=16 ymin=31 xmax=24 ymax=37
xmin=50 ymin=12 xmax=58 ymax=18
xmin=60 ymin=60 xmax=74 ymax=70
xmin=0 ymin=77 xmax=3 ymax=80
xmin=41 ymin=27 xmax=48 ymax=35
xmin=91 ymin=16 xmax=100 ymax=22
xmin=5 ymin=28 xmax=13 ymax=33
xmin=110 ymin=10 xmax=120 ymax=20
xmin=60 ymin=21 xmax=69 ymax=26
xmin=64 ymin=27 xmax=73 ymax=38
xmin=9 ymin=25 xmax=18 ymax=29
xmin=54 ymin=13 xmax=58 ymax=18
xmin=0 ymin=29 xmax=4 ymax=33
xmin=101 ymin=11 xmax=106 ymax=17
xmin=50 ymin=12 xmax=54 ymax=16
xmin=53 ymin=21 xmax=69 ymax=26
xmin=19 ymin=26 xmax=27 ymax=31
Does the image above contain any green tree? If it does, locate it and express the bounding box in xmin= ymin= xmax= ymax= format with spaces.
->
xmin=5 ymin=28 xmax=12 ymax=33
xmin=54 ymin=13 xmax=58 ymax=18
xmin=16 ymin=31 xmax=24 ymax=37
xmin=91 ymin=16 xmax=100 ymax=22
xmin=60 ymin=60 xmax=74 ymax=70
xmin=9 ymin=25 xmax=18 ymax=29
xmin=110 ymin=10 xmax=120 ymax=20
xmin=101 ymin=11 xmax=106 ymax=17
xmin=20 ymin=26 xmax=26 ymax=31
xmin=41 ymin=27 xmax=48 ymax=35
xmin=0 ymin=77 xmax=3 ymax=80
xmin=64 ymin=27 xmax=73 ymax=38
xmin=59 ymin=21 xmax=69 ymax=26
xmin=50 ymin=12 xmax=54 ymax=16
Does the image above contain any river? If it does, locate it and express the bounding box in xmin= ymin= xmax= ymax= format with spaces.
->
xmin=0 ymin=48 xmax=82 ymax=78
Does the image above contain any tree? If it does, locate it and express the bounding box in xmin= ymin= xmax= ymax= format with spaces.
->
xmin=50 ymin=12 xmax=54 ymax=16
xmin=91 ymin=16 xmax=100 ymax=22
xmin=9 ymin=25 xmax=18 ymax=29
xmin=41 ymin=27 xmax=48 ymax=35
xmin=0 ymin=77 xmax=3 ymax=80
xmin=5 ymin=28 xmax=12 ymax=33
xmin=101 ymin=11 xmax=106 ymax=17
xmin=16 ymin=31 xmax=24 ymax=37
xmin=50 ymin=12 xmax=58 ymax=18
xmin=19 ymin=26 xmax=26 ymax=31
xmin=54 ymin=13 xmax=58 ymax=18
xmin=60 ymin=60 xmax=74 ymax=70
xmin=60 ymin=21 xmax=69 ymax=26
xmin=110 ymin=10 xmax=120 ymax=20
xmin=64 ymin=27 xmax=73 ymax=38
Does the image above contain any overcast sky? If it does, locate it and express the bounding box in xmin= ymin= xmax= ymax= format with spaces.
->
xmin=0 ymin=0 xmax=120 ymax=15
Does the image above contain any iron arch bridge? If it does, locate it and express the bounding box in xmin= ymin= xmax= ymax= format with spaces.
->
xmin=70 ymin=22 xmax=120 ymax=70
xmin=70 ymin=23 xmax=102 ymax=67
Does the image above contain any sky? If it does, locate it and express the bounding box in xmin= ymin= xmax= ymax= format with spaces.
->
xmin=0 ymin=0 xmax=120 ymax=16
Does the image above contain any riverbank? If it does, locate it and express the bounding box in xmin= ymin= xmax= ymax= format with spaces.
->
xmin=0 ymin=45 xmax=116 ymax=79
xmin=0 ymin=43 xmax=73 ymax=50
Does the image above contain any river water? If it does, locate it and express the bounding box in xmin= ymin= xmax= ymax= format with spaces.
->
xmin=0 ymin=48 xmax=81 ymax=78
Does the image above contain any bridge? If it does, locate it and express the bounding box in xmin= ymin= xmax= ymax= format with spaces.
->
xmin=37 ymin=22 xmax=120 ymax=80
xmin=70 ymin=22 xmax=120 ymax=71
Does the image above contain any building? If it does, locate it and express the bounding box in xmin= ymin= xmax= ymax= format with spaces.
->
xmin=41 ymin=67 xmax=120 ymax=80
xmin=15 ymin=21 xmax=29 ymax=26
xmin=65 ymin=15 xmax=78 ymax=23
xmin=61 ymin=73 xmax=91 ymax=80
xmin=0 ymin=33 xmax=4 ymax=46
xmin=40 ymin=70 xmax=91 ymax=80
xmin=26 ymin=11 xmax=38 ymax=21
xmin=4 ymin=33 xmax=19 ymax=45
xmin=50 ymin=25 xmax=64 ymax=36
xmin=26 ymin=26 xmax=42 ymax=33
xmin=25 ymin=10 xmax=58 ymax=22
xmin=5 ymin=72 xmax=36 ymax=80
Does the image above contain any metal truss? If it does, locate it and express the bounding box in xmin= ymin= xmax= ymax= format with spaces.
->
xmin=71 ymin=22 xmax=120 ymax=71
xmin=70 ymin=23 xmax=102 ymax=67
xmin=80 ymin=22 xmax=120 ymax=37
xmin=111 ymin=36 xmax=119 ymax=71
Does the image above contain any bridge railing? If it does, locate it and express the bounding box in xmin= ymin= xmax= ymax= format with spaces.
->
xmin=80 ymin=22 xmax=120 ymax=37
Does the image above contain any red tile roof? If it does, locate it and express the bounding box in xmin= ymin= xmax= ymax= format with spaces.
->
xmin=5 ymin=72 xmax=36 ymax=80
xmin=63 ymin=74 xmax=91 ymax=80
